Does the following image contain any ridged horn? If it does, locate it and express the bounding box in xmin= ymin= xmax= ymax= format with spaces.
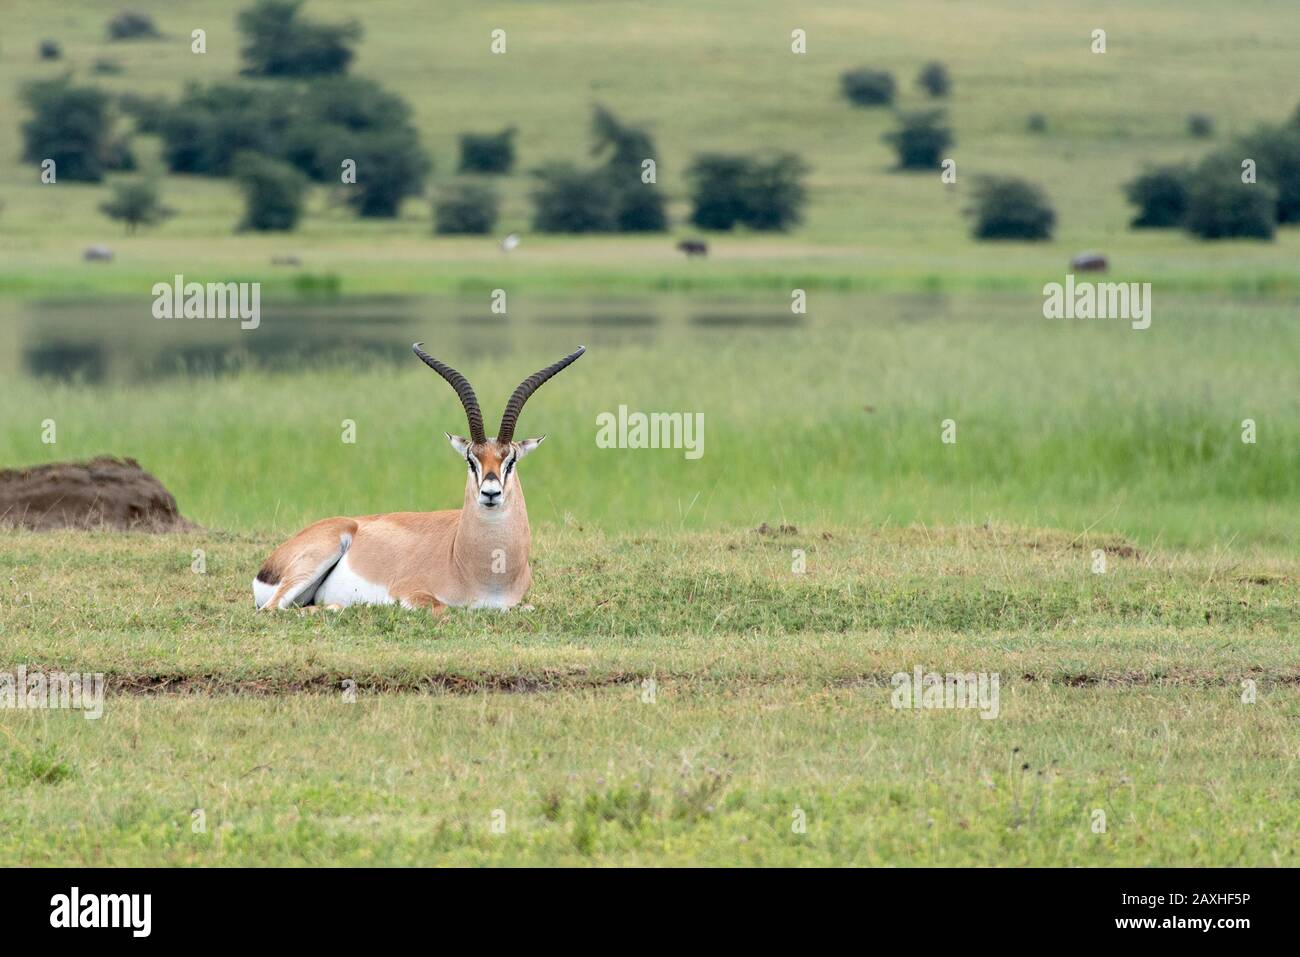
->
xmin=412 ymin=343 xmax=486 ymax=444
xmin=497 ymin=346 xmax=586 ymax=444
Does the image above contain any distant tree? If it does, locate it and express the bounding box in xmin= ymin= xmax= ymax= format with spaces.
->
xmin=99 ymin=179 xmax=175 ymax=233
xmin=232 ymin=152 xmax=309 ymax=231
xmin=434 ymin=182 xmax=500 ymax=235
xmin=38 ymin=40 xmax=62 ymax=61
xmin=21 ymin=77 xmax=120 ymax=182
xmin=458 ymin=127 xmax=516 ymax=174
xmin=530 ymin=163 xmax=618 ymax=233
xmin=687 ymin=153 xmax=809 ymax=231
xmin=841 ymin=68 xmax=895 ymax=107
xmin=1026 ymin=113 xmax=1048 ymax=134
xmin=157 ymin=82 xmax=293 ymax=175
xmin=1183 ymin=168 xmax=1276 ymax=240
xmin=154 ymin=77 xmax=428 ymax=192
xmin=1238 ymin=124 xmax=1300 ymax=223
xmin=1187 ymin=113 xmax=1214 ymax=139
xmin=1124 ymin=165 xmax=1192 ymax=228
xmin=884 ymin=110 xmax=953 ymax=170
xmin=103 ymin=136 xmax=138 ymax=172
xmin=325 ymin=127 xmax=430 ymax=217
xmin=590 ymin=104 xmax=667 ymax=231
xmin=119 ymin=92 xmax=172 ymax=134
xmin=917 ymin=62 xmax=951 ymax=98
xmin=108 ymin=12 xmax=161 ymax=40
xmin=967 ymin=176 xmax=1055 ymax=240
xmin=237 ymin=0 xmax=361 ymax=77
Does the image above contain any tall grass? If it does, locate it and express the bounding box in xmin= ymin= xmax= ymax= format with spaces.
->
xmin=2 ymin=293 xmax=1295 ymax=547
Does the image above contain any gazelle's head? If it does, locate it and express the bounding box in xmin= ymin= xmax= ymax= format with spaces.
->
xmin=413 ymin=343 xmax=586 ymax=513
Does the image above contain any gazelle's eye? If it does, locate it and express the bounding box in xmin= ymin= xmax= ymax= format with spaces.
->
xmin=504 ymin=457 xmax=515 ymax=477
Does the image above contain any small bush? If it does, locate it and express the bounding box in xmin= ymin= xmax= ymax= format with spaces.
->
xmin=1026 ymin=113 xmax=1048 ymax=134
xmin=1187 ymin=113 xmax=1214 ymax=139
xmin=92 ymin=58 xmax=125 ymax=75
xmin=1125 ymin=165 xmax=1192 ymax=228
xmin=917 ymin=62 xmax=951 ymax=98
xmin=967 ymin=176 xmax=1055 ymax=240
xmin=840 ymin=68 xmax=896 ymax=107
xmin=108 ymin=12 xmax=161 ymax=40
xmin=1183 ymin=168 xmax=1276 ymax=240
xmin=38 ymin=40 xmax=62 ymax=61
xmin=530 ymin=163 xmax=618 ymax=233
xmin=884 ymin=110 xmax=953 ymax=170
xmin=458 ymin=127 xmax=516 ymax=174
xmin=99 ymin=178 xmax=175 ymax=233
xmin=21 ymin=77 xmax=119 ymax=182
xmin=687 ymin=153 xmax=808 ymax=231
xmin=1238 ymin=124 xmax=1300 ymax=224
xmin=434 ymin=182 xmax=500 ymax=235
xmin=232 ymin=152 xmax=309 ymax=231
xmin=238 ymin=0 xmax=361 ymax=77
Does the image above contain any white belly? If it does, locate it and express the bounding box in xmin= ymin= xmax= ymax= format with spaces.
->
xmin=314 ymin=553 xmax=396 ymax=607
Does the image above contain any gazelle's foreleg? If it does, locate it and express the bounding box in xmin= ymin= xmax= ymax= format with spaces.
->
xmin=397 ymin=590 xmax=449 ymax=617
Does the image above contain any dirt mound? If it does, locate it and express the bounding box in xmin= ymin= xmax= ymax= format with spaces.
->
xmin=0 ymin=456 xmax=195 ymax=532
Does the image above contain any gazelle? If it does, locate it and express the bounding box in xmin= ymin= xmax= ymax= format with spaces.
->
xmin=252 ymin=344 xmax=585 ymax=613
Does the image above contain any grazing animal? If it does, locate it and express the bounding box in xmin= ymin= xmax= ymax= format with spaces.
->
xmin=252 ymin=344 xmax=586 ymax=613
xmin=1070 ymin=251 xmax=1108 ymax=272
xmin=677 ymin=240 xmax=708 ymax=258
xmin=83 ymin=245 xmax=114 ymax=262
xmin=500 ymin=233 xmax=521 ymax=252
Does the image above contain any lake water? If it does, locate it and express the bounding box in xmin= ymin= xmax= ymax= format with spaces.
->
xmin=0 ymin=292 xmax=959 ymax=385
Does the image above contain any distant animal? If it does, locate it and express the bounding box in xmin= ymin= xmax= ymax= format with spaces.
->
xmin=252 ymin=344 xmax=586 ymax=613
xmin=83 ymin=245 xmax=113 ymax=262
xmin=500 ymin=233 xmax=521 ymax=252
xmin=677 ymin=240 xmax=708 ymax=258
xmin=271 ymin=255 xmax=302 ymax=267
xmin=1070 ymin=252 xmax=1108 ymax=272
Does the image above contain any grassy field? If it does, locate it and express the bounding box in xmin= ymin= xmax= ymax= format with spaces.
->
xmin=1 ymin=526 xmax=1296 ymax=865
xmin=2 ymin=0 xmax=1300 ymax=295
xmin=2 ymin=0 xmax=1298 ymax=867
xmin=2 ymin=293 xmax=1296 ymax=547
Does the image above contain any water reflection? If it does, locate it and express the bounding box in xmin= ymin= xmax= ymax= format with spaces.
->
xmin=2 ymin=292 xmax=956 ymax=385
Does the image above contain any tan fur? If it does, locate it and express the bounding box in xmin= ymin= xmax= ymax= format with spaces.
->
xmin=255 ymin=439 xmax=534 ymax=612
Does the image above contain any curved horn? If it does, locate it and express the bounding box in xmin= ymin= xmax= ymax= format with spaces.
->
xmin=412 ymin=343 xmax=486 ymax=444
xmin=497 ymin=346 xmax=586 ymax=444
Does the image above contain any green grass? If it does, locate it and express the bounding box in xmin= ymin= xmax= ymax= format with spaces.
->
xmin=3 ymin=293 xmax=1296 ymax=547
xmin=3 ymin=0 xmax=1300 ymax=294
xmin=1 ymin=526 xmax=1296 ymax=865
xmin=3 ymin=0 xmax=1298 ymax=867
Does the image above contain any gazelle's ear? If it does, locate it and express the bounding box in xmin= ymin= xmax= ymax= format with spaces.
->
xmin=515 ymin=435 xmax=545 ymax=459
xmin=446 ymin=433 xmax=471 ymax=456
